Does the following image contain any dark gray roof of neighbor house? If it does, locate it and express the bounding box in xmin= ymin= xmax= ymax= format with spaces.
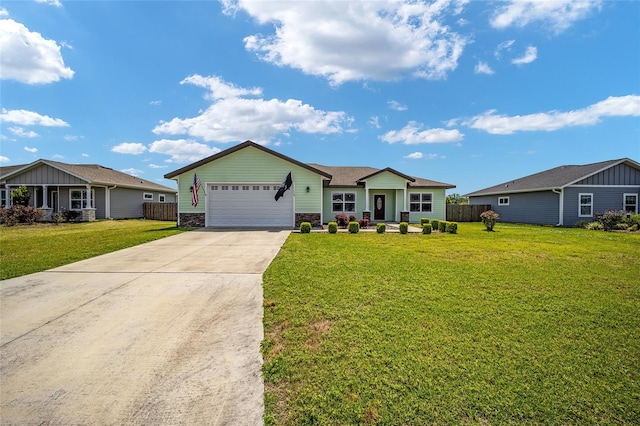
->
xmin=0 ymin=160 xmax=176 ymax=192
xmin=309 ymin=164 xmax=455 ymax=189
xmin=466 ymin=158 xmax=638 ymax=197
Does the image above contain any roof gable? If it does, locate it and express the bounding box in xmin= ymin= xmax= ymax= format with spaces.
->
xmin=164 ymin=141 xmax=332 ymax=179
xmin=1 ymin=159 xmax=175 ymax=192
xmin=466 ymin=158 xmax=640 ymax=197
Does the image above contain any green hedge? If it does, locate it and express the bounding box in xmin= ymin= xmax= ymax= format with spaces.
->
xmin=328 ymin=222 xmax=338 ymax=234
xmin=446 ymin=222 xmax=458 ymax=234
xmin=376 ymin=223 xmax=386 ymax=234
xmin=420 ymin=218 xmax=430 ymax=226
xmin=422 ymin=224 xmax=432 ymax=234
xmin=431 ymin=219 xmax=440 ymax=230
xmin=300 ymin=222 xmax=311 ymax=233
xmin=399 ymin=222 xmax=409 ymax=234
xmin=348 ymin=221 xmax=360 ymax=234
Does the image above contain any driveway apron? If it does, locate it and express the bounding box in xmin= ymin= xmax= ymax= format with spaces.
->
xmin=0 ymin=229 xmax=290 ymax=425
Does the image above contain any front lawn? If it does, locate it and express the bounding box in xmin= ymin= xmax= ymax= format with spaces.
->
xmin=262 ymin=223 xmax=640 ymax=425
xmin=0 ymin=220 xmax=187 ymax=280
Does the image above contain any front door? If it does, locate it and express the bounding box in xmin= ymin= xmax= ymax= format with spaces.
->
xmin=374 ymin=195 xmax=385 ymax=221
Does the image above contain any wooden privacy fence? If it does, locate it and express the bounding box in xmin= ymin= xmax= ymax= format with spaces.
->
xmin=446 ymin=204 xmax=491 ymax=222
xmin=143 ymin=202 xmax=177 ymax=221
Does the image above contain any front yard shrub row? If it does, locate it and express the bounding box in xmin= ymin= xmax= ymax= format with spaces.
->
xmin=0 ymin=205 xmax=43 ymax=226
xmin=328 ymin=222 xmax=338 ymax=234
xmin=376 ymin=223 xmax=386 ymax=234
xmin=576 ymin=211 xmax=640 ymax=232
xmin=399 ymin=222 xmax=409 ymax=234
xmin=422 ymin=224 xmax=432 ymax=234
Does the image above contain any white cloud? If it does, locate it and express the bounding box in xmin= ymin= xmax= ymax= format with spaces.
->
xmin=35 ymin=0 xmax=62 ymax=7
xmin=0 ymin=108 xmax=69 ymax=126
xmin=0 ymin=8 xmax=8 ymax=17
xmin=64 ymin=134 xmax=82 ymax=141
xmin=474 ymin=61 xmax=494 ymax=75
xmin=81 ymin=153 xmax=89 ymax=157
xmin=149 ymin=100 xmax=162 ymax=106
xmin=148 ymin=163 xmax=167 ymax=169
xmin=24 ymin=146 xmax=38 ymax=153
xmin=425 ymin=153 xmax=440 ymax=160
xmin=0 ymin=18 xmax=74 ymax=84
xmin=51 ymin=154 xmax=64 ymax=160
xmin=388 ymin=100 xmax=408 ymax=111
xmin=224 ymin=0 xmax=468 ymax=85
xmin=148 ymin=139 xmax=221 ymax=163
xmin=380 ymin=121 xmax=464 ymax=144
xmin=111 ymin=142 xmax=147 ymax=155
xmin=153 ymin=75 xmax=353 ymax=144
xmin=490 ymin=1 xmax=602 ymax=34
xmin=0 ymin=155 xmax=9 ymax=163
xmin=465 ymin=95 xmax=640 ymax=135
xmin=121 ymin=168 xmax=144 ymax=177
xmin=494 ymin=40 xmax=515 ymax=60
xmin=404 ymin=152 xmax=423 ymax=159
xmin=512 ymin=46 xmax=537 ymax=65
xmin=9 ymin=126 xmax=39 ymax=138
xmin=369 ymin=116 xmax=381 ymax=129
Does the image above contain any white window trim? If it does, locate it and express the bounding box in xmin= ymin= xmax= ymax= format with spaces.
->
xmin=158 ymin=194 xmax=166 ymax=203
xmin=578 ymin=193 xmax=593 ymax=217
xmin=143 ymin=192 xmax=154 ymax=200
xmin=331 ymin=191 xmax=357 ymax=213
xmin=69 ymin=189 xmax=95 ymax=211
xmin=0 ymin=189 xmax=7 ymax=206
xmin=498 ymin=196 xmax=510 ymax=206
xmin=409 ymin=192 xmax=433 ymax=213
xmin=623 ymin=193 xmax=638 ymax=213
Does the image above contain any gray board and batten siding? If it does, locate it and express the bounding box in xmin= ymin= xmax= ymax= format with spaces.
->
xmin=3 ymin=163 xmax=85 ymax=185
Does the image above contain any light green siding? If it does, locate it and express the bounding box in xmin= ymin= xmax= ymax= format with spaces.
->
xmin=370 ymin=190 xmax=397 ymax=221
xmin=407 ymin=188 xmax=447 ymax=222
xmin=323 ymin=187 xmax=366 ymax=222
xmin=175 ymin=146 xmax=323 ymax=213
xmin=365 ymin=172 xmax=407 ymax=189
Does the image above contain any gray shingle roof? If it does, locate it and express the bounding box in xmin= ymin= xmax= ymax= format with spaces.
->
xmin=309 ymin=164 xmax=455 ymax=188
xmin=466 ymin=158 xmax=635 ymax=196
xmin=1 ymin=160 xmax=176 ymax=192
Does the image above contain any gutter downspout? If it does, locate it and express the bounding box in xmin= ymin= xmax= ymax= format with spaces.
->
xmin=552 ymin=188 xmax=563 ymax=226
xmin=107 ymin=185 xmax=117 ymax=219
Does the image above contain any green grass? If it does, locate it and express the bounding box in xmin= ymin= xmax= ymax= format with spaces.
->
xmin=262 ymin=223 xmax=640 ymax=425
xmin=0 ymin=220 xmax=188 ymax=280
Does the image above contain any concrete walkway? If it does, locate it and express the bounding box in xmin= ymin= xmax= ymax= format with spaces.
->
xmin=0 ymin=229 xmax=290 ymax=425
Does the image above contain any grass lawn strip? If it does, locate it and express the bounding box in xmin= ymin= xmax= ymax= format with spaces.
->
xmin=0 ymin=220 xmax=187 ymax=280
xmin=262 ymin=223 xmax=639 ymax=425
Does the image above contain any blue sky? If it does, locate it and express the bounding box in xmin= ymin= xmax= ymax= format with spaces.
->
xmin=1 ymin=0 xmax=638 ymax=195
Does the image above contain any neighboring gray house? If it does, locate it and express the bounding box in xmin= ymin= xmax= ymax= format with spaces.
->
xmin=466 ymin=158 xmax=640 ymax=226
xmin=0 ymin=159 xmax=177 ymax=220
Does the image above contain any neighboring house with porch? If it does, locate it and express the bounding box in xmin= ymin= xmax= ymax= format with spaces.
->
xmin=164 ymin=140 xmax=455 ymax=228
xmin=0 ymin=159 xmax=177 ymax=221
xmin=466 ymin=158 xmax=640 ymax=226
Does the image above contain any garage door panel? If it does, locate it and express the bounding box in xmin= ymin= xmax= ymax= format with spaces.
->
xmin=207 ymin=185 xmax=293 ymax=227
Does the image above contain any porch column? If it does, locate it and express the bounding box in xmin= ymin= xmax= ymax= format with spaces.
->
xmin=5 ymin=185 xmax=11 ymax=207
xmin=42 ymin=185 xmax=49 ymax=208
xmin=403 ymin=186 xmax=407 ymax=211
xmin=85 ymin=185 xmax=93 ymax=208
xmin=365 ymin=184 xmax=370 ymax=211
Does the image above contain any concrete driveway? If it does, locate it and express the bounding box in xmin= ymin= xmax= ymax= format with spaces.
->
xmin=0 ymin=229 xmax=290 ymax=425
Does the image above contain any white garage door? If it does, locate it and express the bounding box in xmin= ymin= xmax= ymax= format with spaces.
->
xmin=207 ymin=184 xmax=294 ymax=227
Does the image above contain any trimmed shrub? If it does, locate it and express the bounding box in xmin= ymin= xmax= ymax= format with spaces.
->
xmin=625 ymin=213 xmax=640 ymax=226
xmin=446 ymin=222 xmax=458 ymax=234
xmin=376 ymin=223 xmax=386 ymax=234
xmin=328 ymin=222 xmax=338 ymax=234
xmin=480 ymin=210 xmax=500 ymax=231
xmin=420 ymin=218 xmax=430 ymax=226
xmin=422 ymin=223 xmax=432 ymax=234
xmin=62 ymin=208 xmax=81 ymax=222
xmin=399 ymin=222 xmax=409 ymax=234
xmin=348 ymin=221 xmax=360 ymax=234
xmin=359 ymin=218 xmax=369 ymax=229
xmin=438 ymin=221 xmax=447 ymax=233
xmin=595 ymin=210 xmax=626 ymax=231
xmin=300 ymin=222 xmax=312 ymax=233
xmin=335 ymin=213 xmax=349 ymax=228
xmin=431 ymin=219 xmax=440 ymax=231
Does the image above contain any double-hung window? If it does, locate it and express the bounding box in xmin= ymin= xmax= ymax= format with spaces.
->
xmin=0 ymin=189 xmax=7 ymax=206
xmin=332 ymin=192 xmax=356 ymax=212
xmin=624 ymin=193 xmax=638 ymax=213
xmin=70 ymin=189 xmax=94 ymax=210
xmin=579 ymin=193 xmax=593 ymax=217
xmin=409 ymin=193 xmax=433 ymax=212
xmin=498 ymin=196 xmax=510 ymax=206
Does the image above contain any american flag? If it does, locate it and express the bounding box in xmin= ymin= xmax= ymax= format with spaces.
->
xmin=191 ymin=172 xmax=201 ymax=207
